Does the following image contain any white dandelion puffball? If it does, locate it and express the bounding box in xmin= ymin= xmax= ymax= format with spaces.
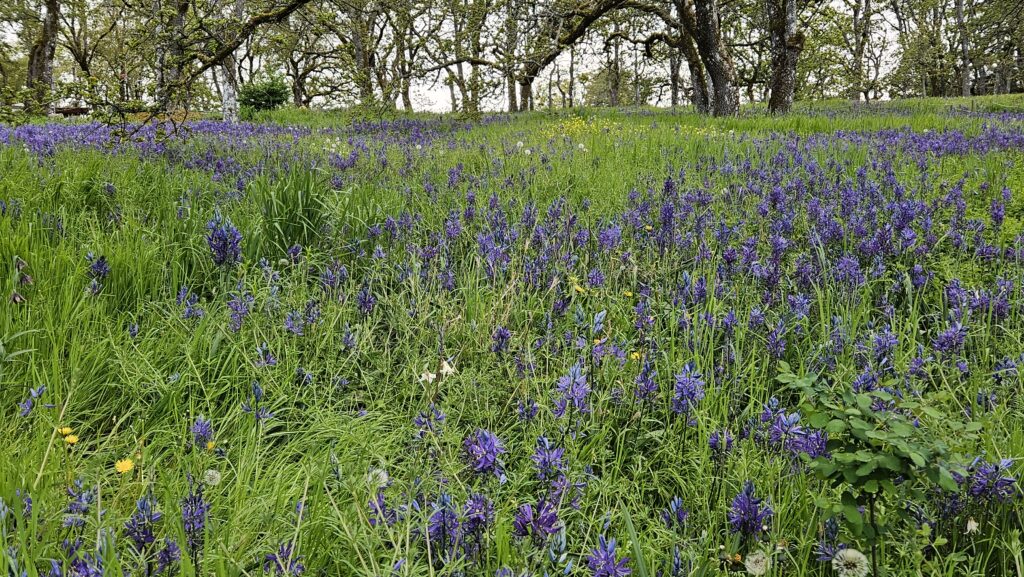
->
xmin=516 ymin=140 xmax=524 ymax=149
xmin=832 ymin=548 xmax=870 ymax=577
xmin=744 ymin=550 xmax=771 ymax=576
xmin=203 ymin=469 xmax=222 ymax=486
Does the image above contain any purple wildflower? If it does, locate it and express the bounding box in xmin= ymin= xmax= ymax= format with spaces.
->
xmin=728 ymin=480 xmax=773 ymax=539
xmin=264 ymin=541 xmax=304 ymax=576
xmin=554 ymin=362 xmax=590 ymax=418
xmin=205 ymin=212 xmax=243 ymax=267
xmin=463 ymin=429 xmax=507 ymax=482
xmin=587 ymin=536 xmax=631 ymax=577
xmin=531 ymin=437 xmax=566 ymax=480
xmin=181 ymin=476 xmax=209 ymax=562
xmin=511 ymin=500 xmax=560 ymax=541
xmin=191 ymin=417 xmax=213 ymax=449
xmin=671 ymin=363 xmax=704 ymax=422
xmin=491 ymin=326 xmax=511 ymax=354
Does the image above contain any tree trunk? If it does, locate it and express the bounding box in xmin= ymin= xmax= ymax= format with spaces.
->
xmin=350 ymin=9 xmax=375 ymax=106
xmin=675 ymin=1 xmax=711 ymax=113
xmin=507 ymin=74 xmax=519 ymax=113
xmin=766 ymin=0 xmax=803 ymax=114
xmin=167 ymin=0 xmax=190 ymax=109
xmin=154 ymin=0 xmax=166 ymax=103
xmin=847 ymin=0 xmax=870 ymax=100
xmin=218 ymin=0 xmax=244 ymax=122
xmin=519 ymin=79 xmax=533 ymax=112
xmin=219 ymin=60 xmax=240 ymax=121
xmin=568 ymin=46 xmax=576 ymax=107
xmin=669 ymin=46 xmax=681 ymax=108
xmin=610 ymin=21 xmax=621 ymax=106
xmin=955 ymin=0 xmax=970 ymax=97
xmin=692 ymin=0 xmax=738 ymax=115
xmin=504 ymin=0 xmax=520 ymax=113
xmin=26 ymin=0 xmax=60 ymax=112
xmin=288 ymin=57 xmax=305 ymax=107
xmin=448 ymin=76 xmax=459 ymax=112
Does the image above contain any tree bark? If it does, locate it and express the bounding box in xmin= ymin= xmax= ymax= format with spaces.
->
xmin=519 ymin=79 xmax=533 ymax=111
xmin=692 ymin=0 xmax=737 ymax=115
xmin=610 ymin=20 xmax=621 ymax=106
xmin=349 ymin=7 xmax=376 ymax=106
xmin=766 ymin=0 xmax=803 ymax=114
xmin=675 ymin=0 xmax=711 ymax=113
xmin=504 ymin=0 xmax=520 ymax=112
xmin=568 ymin=45 xmax=576 ymax=107
xmin=669 ymin=46 xmax=681 ymax=107
xmin=164 ymin=0 xmax=190 ymax=109
xmin=26 ymin=0 xmax=60 ymax=112
xmin=218 ymin=0 xmax=244 ymax=122
xmin=219 ymin=60 xmax=240 ymax=121
xmin=846 ymin=0 xmax=871 ymax=100
xmin=955 ymin=0 xmax=971 ymax=97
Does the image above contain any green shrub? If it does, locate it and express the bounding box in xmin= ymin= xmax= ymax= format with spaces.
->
xmin=239 ymin=76 xmax=290 ymax=111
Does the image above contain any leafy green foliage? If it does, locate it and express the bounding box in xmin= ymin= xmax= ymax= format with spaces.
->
xmin=239 ymin=77 xmax=290 ymax=112
xmin=779 ymin=361 xmax=983 ymax=571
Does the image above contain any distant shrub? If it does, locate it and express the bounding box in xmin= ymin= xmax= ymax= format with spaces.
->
xmin=239 ymin=77 xmax=290 ymax=111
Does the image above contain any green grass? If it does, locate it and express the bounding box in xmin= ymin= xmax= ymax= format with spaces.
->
xmin=1 ymin=100 xmax=1024 ymax=577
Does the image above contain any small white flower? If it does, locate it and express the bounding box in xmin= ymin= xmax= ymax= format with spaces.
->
xmin=440 ymin=359 xmax=456 ymax=377
xmin=203 ymin=469 xmax=222 ymax=486
xmin=524 ymin=148 xmax=532 ymax=156
xmin=577 ymin=143 xmax=586 ymax=151
xmin=965 ymin=517 xmax=979 ymax=534
xmin=832 ymin=548 xmax=870 ymax=577
xmin=366 ymin=468 xmax=389 ymax=488
xmin=415 ymin=144 xmax=422 ymax=150
xmin=516 ymin=140 xmax=524 ymax=149
xmin=419 ymin=370 xmax=437 ymax=384
xmin=744 ymin=550 xmax=771 ymax=576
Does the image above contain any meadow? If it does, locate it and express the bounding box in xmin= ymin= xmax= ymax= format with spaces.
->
xmin=2 ymin=98 xmax=1024 ymax=577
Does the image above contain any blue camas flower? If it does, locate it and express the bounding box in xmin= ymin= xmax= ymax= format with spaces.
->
xmin=554 ymin=362 xmax=590 ymax=418
xmin=512 ymin=500 xmax=560 ymax=542
xmin=491 ymin=326 xmax=511 ymax=354
xmin=264 ymin=541 xmax=305 ymax=576
xmin=205 ymin=211 xmax=242 ymax=267
xmin=728 ymin=480 xmax=773 ymax=539
xmin=191 ymin=417 xmax=214 ymax=449
xmin=124 ymin=490 xmax=162 ymax=552
xmin=463 ymin=429 xmax=507 ymax=482
xmin=181 ymin=476 xmax=210 ymax=562
xmin=671 ymin=362 xmax=705 ymax=423
xmin=587 ymin=536 xmax=631 ymax=577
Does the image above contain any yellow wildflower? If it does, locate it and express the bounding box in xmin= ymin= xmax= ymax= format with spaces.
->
xmin=629 ymin=351 xmax=642 ymax=361
xmin=64 ymin=435 xmax=79 ymax=445
xmin=58 ymin=427 xmax=73 ymax=436
xmin=115 ymin=459 xmax=135 ymax=474
xmin=206 ymin=441 xmax=216 ymax=451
